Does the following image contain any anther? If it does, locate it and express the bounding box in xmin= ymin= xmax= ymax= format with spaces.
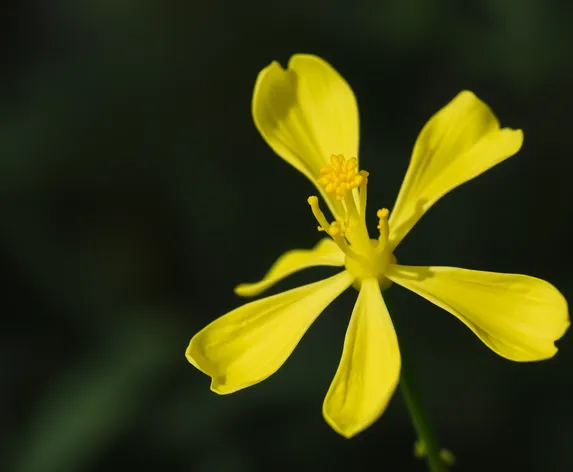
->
xmin=317 ymin=154 xmax=366 ymax=200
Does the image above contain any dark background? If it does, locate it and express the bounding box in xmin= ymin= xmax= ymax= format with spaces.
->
xmin=2 ymin=1 xmax=573 ymax=471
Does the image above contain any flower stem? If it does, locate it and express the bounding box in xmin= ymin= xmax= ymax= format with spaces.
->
xmin=400 ymin=358 xmax=448 ymax=472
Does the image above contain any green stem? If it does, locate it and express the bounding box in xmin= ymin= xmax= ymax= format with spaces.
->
xmin=400 ymin=359 xmax=448 ymax=472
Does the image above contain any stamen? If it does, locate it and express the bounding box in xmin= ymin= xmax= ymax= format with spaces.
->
xmin=317 ymin=155 xmax=365 ymax=201
xmin=359 ymin=170 xmax=369 ymax=220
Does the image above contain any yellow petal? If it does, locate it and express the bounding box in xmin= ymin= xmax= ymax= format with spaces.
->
xmin=323 ymin=278 xmax=401 ymax=438
xmin=252 ymin=54 xmax=359 ymax=217
xmin=388 ymin=91 xmax=523 ymax=250
xmin=387 ymin=265 xmax=569 ymax=361
xmin=187 ymin=270 xmax=355 ymax=394
xmin=235 ymin=238 xmax=345 ymax=297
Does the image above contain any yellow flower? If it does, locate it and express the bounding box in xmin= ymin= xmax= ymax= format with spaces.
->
xmin=187 ymin=55 xmax=569 ymax=438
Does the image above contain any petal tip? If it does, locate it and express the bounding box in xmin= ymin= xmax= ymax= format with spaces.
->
xmin=184 ymin=349 xmax=194 ymax=365
xmin=185 ymin=340 xmax=206 ymax=371
xmin=209 ymin=378 xmax=234 ymax=395
xmin=187 ymin=343 xmax=244 ymax=395
xmin=287 ymin=53 xmax=324 ymax=68
xmin=458 ymin=89 xmax=478 ymax=100
xmin=185 ymin=340 xmax=197 ymax=364
xmin=514 ymin=127 xmax=525 ymax=145
xmin=492 ymin=127 xmax=524 ymax=158
xmin=265 ymin=59 xmax=284 ymax=72
xmin=322 ymin=408 xmax=359 ymax=439
xmin=233 ymin=283 xmax=252 ymax=297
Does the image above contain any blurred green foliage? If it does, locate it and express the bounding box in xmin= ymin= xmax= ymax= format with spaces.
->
xmin=2 ymin=0 xmax=573 ymax=471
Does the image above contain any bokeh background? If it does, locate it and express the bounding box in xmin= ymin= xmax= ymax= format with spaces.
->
xmin=2 ymin=1 xmax=573 ymax=471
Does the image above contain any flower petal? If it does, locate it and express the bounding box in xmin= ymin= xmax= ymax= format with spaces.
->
xmin=323 ymin=278 xmax=401 ymax=438
xmin=252 ymin=54 xmax=359 ymax=217
xmin=187 ymin=270 xmax=355 ymax=394
xmin=388 ymin=91 xmax=523 ymax=250
xmin=387 ymin=265 xmax=569 ymax=361
xmin=235 ymin=238 xmax=345 ymax=297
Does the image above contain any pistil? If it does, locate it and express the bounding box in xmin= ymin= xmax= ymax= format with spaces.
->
xmin=308 ymin=154 xmax=395 ymax=289
xmin=377 ymin=208 xmax=390 ymax=252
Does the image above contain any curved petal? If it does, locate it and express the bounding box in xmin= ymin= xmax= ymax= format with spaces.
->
xmin=387 ymin=265 xmax=569 ymax=361
xmin=235 ymin=238 xmax=345 ymax=297
xmin=187 ymin=270 xmax=355 ymax=394
xmin=388 ymin=91 xmax=523 ymax=250
xmin=323 ymin=278 xmax=401 ymax=438
xmin=252 ymin=54 xmax=359 ymax=218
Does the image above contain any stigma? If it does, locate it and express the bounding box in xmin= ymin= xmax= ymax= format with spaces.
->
xmin=308 ymin=154 xmax=395 ymax=288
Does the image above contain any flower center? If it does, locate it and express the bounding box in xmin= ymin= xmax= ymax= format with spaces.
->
xmin=308 ymin=154 xmax=395 ymax=290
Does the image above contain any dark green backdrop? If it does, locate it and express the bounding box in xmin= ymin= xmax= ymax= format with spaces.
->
xmin=2 ymin=1 xmax=573 ymax=471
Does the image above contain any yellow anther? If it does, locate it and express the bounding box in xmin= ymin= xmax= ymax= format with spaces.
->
xmin=329 ymin=154 xmax=344 ymax=169
xmin=317 ymin=154 xmax=366 ymax=200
